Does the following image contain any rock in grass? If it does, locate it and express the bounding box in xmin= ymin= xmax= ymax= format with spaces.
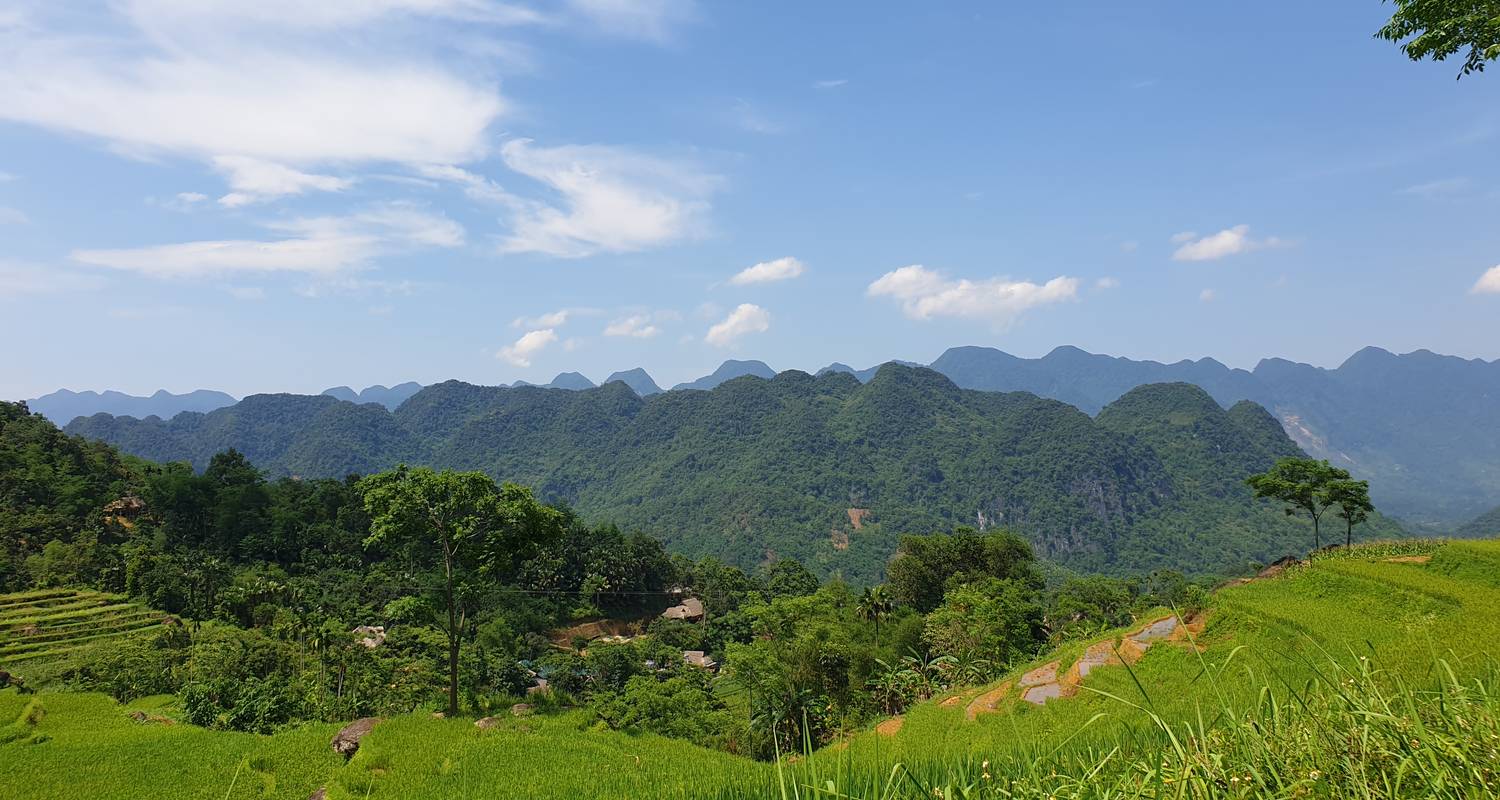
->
xmin=510 ymin=703 xmax=533 ymax=717
xmin=474 ymin=716 xmax=502 ymax=730
xmin=308 ymin=789 xmax=327 ymax=800
xmin=331 ymin=717 xmax=381 ymax=758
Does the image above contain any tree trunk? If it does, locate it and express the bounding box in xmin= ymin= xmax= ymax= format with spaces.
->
xmin=1312 ymin=514 xmax=1320 ymax=551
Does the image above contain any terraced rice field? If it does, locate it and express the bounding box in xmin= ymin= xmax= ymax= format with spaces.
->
xmin=0 ymin=589 xmax=167 ymax=672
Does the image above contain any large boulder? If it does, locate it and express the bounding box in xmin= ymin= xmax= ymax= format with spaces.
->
xmin=331 ymin=717 xmax=381 ymax=759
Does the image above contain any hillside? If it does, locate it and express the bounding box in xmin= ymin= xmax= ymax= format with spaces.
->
xmin=7 ymin=539 xmax=1498 ymax=800
xmin=1460 ymin=504 xmax=1500 ymax=537
xmin=64 ymin=366 xmax=1397 ymax=580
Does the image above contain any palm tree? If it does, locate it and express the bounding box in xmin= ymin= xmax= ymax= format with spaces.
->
xmin=857 ymin=585 xmax=895 ymax=639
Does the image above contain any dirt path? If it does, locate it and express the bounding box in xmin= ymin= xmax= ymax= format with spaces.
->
xmin=875 ymin=717 xmax=903 ymax=736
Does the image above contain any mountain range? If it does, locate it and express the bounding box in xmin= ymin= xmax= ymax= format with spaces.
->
xmin=25 ymin=345 xmax=1500 ymax=527
xmin=62 ymin=365 xmax=1404 ymax=582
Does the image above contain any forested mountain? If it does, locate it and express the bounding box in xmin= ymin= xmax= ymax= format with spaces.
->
xmin=320 ymin=382 xmax=424 ymax=409
xmin=65 ymin=366 xmax=1395 ymax=581
xmin=672 ymin=360 xmax=776 ymax=391
xmin=27 ymin=346 xmax=1497 ymax=527
xmin=911 ymin=346 xmax=1499 ymax=528
xmin=603 ymin=368 xmax=663 ymax=396
xmin=25 ymin=388 xmax=237 ymax=424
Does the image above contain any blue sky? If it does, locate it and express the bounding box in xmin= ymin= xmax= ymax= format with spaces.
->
xmin=2 ymin=0 xmax=1498 ymax=399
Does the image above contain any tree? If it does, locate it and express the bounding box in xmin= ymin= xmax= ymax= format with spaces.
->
xmin=886 ymin=529 xmax=1040 ymax=612
xmin=1377 ymin=0 xmax=1500 ymax=78
xmin=359 ymin=466 xmax=563 ymax=715
xmin=762 ymin=558 xmax=819 ymax=599
xmin=856 ymin=585 xmax=895 ymax=638
xmin=922 ymin=578 xmax=1043 ymax=673
xmin=1324 ymin=478 xmax=1375 ymax=548
xmin=1246 ymin=457 xmax=1351 ymax=551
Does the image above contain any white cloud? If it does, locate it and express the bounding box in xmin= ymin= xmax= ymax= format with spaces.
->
xmin=1170 ymin=231 xmax=1198 ymax=244
xmin=496 ymin=139 xmax=720 ymax=257
xmin=1200 ymin=288 xmax=1218 ymax=302
xmin=1171 ymin=225 xmax=1285 ymax=262
xmin=0 ymin=43 xmax=505 ymax=169
xmin=564 ymin=0 xmax=694 ymax=41
xmin=0 ymin=171 xmax=15 ymax=182
xmin=604 ymin=314 xmax=660 ymax=338
xmin=175 ymin=192 xmax=208 ymax=204
xmin=71 ymin=205 xmax=462 ymax=278
xmin=0 ymin=207 xmax=29 ymax=225
xmin=512 ymin=309 xmax=573 ymax=328
xmin=812 ymin=79 xmax=848 ymax=89
xmin=729 ymin=256 xmax=805 ymax=286
xmin=497 ymin=328 xmax=558 ymax=366
xmin=866 ymin=265 xmax=1079 ymax=325
xmin=1472 ymin=265 xmax=1500 ymax=295
xmin=1095 ymin=277 xmax=1120 ymax=290
xmin=705 ymin=303 xmax=770 ymax=347
xmin=1119 ymin=240 xmax=1139 ymax=253
xmin=213 ymin=156 xmax=352 ymax=207
xmin=0 ymin=1 xmax=510 ymax=214
xmin=0 ymin=261 xmax=106 ymax=298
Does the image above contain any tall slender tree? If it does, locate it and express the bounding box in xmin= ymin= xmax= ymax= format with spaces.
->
xmin=1246 ymin=457 xmax=1351 ymax=551
xmin=1325 ymin=478 xmax=1375 ymax=548
xmin=360 ymin=466 xmax=562 ymax=715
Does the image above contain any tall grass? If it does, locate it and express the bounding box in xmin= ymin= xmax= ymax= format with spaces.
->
xmin=741 ymin=651 xmax=1500 ymax=799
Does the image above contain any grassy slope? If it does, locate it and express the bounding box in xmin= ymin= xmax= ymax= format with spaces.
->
xmin=4 ymin=539 xmax=1500 ymax=799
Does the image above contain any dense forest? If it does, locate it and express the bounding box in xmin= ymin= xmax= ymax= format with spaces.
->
xmin=2 ymin=399 xmax=1217 ymax=757
xmin=64 ymin=365 xmax=1401 ymax=582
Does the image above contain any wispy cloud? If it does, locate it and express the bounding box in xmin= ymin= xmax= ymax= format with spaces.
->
xmin=1171 ymin=225 xmax=1286 ymax=262
xmin=213 ymin=156 xmax=352 ymax=207
xmin=71 ymin=205 xmax=463 ymax=278
xmin=812 ymin=79 xmax=848 ymax=90
xmin=0 ymin=207 xmax=29 ymax=225
xmin=729 ymin=256 xmax=805 ymax=286
xmin=867 ymin=265 xmax=1078 ymax=326
xmin=496 ymin=139 xmax=721 ymax=258
xmin=1096 ymin=277 xmax=1120 ymax=290
xmin=1200 ymin=288 xmax=1218 ymax=302
xmin=706 ymin=303 xmax=770 ymax=347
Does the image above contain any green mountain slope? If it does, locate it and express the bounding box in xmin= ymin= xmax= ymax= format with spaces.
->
xmin=66 ymin=366 xmax=1398 ymax=580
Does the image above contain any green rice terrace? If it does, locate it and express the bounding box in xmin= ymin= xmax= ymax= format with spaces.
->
xmin=0 ymin=589 xmax=167 ymax=683
xmin=4 ymin=538 xmax=1500 ymax=799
